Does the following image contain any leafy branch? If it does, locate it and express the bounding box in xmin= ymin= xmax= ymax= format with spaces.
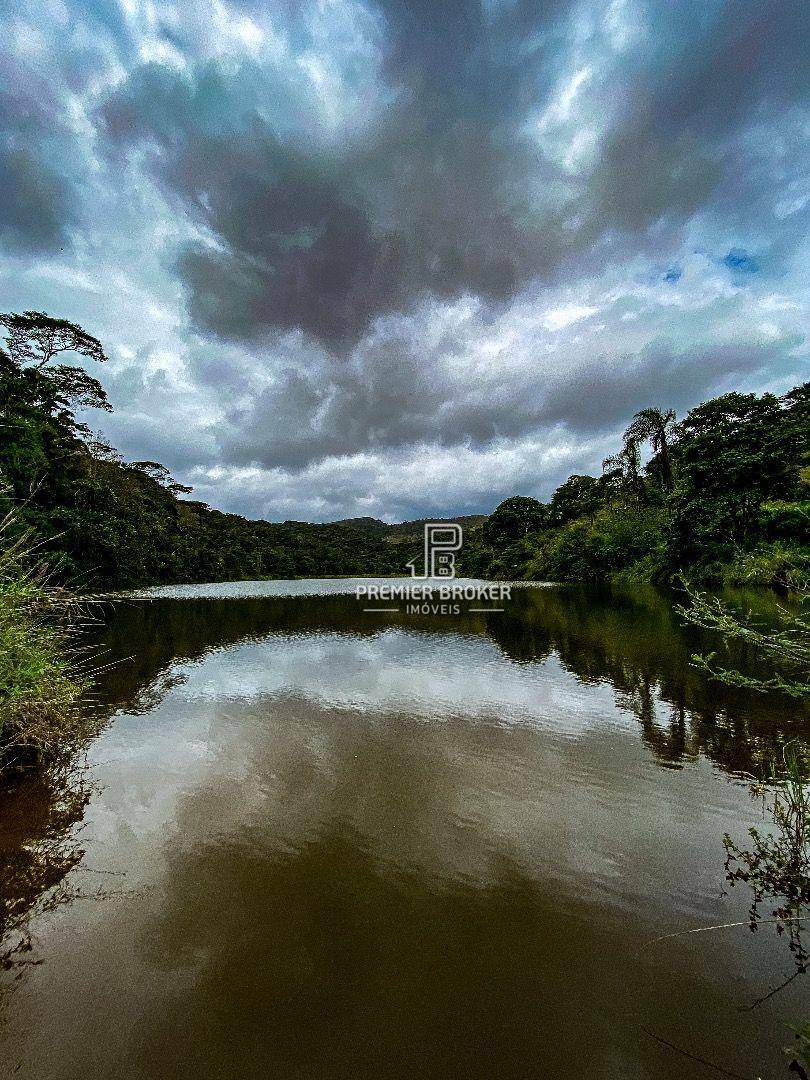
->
xmin=675 ymin=584 xmax=810 ymax=698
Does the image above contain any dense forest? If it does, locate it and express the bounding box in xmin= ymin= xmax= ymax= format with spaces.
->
xmin=0 ymin=311 xmax=412 ymax=587
xmin=460 ymin=385 xmax=809 ymax=588
xmin=0 ymin=310 xmax=807 ymax=590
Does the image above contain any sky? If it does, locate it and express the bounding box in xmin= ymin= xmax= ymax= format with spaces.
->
xmin=1 ymin=0 xmax=808 ymax=522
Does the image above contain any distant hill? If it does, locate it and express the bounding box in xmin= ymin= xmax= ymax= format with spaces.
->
xmin=330 ymin=516 xmax=388 ymax=532
xmin=332 ymin=514 xmax=486 ymax=536
xmin=384 ymin=515 xmax=487 ymax=538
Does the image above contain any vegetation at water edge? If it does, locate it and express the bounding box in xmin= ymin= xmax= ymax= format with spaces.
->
xmin=0 ymin=309 xmax=806 ymax=594
xmin=0 ymin=512 xmax=90 ymax=765
xmin=678 ymin=586 xmax=809 ymax=1075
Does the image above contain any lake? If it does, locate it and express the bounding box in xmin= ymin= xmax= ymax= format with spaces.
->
xmin=0 ymin=580 xmax=806 ymax=1079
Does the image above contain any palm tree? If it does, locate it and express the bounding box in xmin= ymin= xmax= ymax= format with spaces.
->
xmin=624 ymin=407 xmax=677 ymax=490
xmin=602 ymin=439 xmax=644 ymax=496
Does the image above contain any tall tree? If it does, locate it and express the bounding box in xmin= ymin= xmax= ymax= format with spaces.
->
xmin=0 ymin=311 xmax=111 ymax=432
xmin=666 ymin=389 xmax=806 ymax=567
xmin=625 ymin=407 xmax=677 ymax=490
xmin=483 ymin=496 xmax=548 ymax=544
xmin=548 ymin=473 xmax=618 ymax=525
xmin=129 ymin=462 xmax=193 ymax=496
xmin=602 ymin=440 xmax=644 ymax=496
xmin=0 ymin=311 xmax=107 ymax=369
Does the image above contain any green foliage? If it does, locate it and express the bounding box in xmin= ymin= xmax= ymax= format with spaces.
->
xmin=0 ymin=311 xmax=412 ymax=588
xmin=603 ymin=440 xmax=644 ymax=497
xmin=675 ymin=584 xmax=810 ymax=698
xmin=475 ymin=382 xmax=809 ymax=586
xmin=667 ymin=388 xmax=807 ymax=570
xmin=623 ymin=407 xmax=677 ymax=490
xmin=1 ymin=307 xmax=807 ymax=591
xmin=548 ymin=473 xmax=617 ymax=525
xmin=0 ymin=310 xmax=107 ymax=369
xmin=482 ymin=496 xmax=547 ymax=545
xmin=0 ymin=512 xmax=89 ymax=764
xmin=679 ymin=586 xmax=810 ymax=1070
xmin=722 ymin=542 xmax=810 ymax=592
xmin=525 ymin=502 xmax=667 ymax=583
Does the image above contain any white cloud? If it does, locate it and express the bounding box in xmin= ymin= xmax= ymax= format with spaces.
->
xmin=541 ymin=304 xmax=598 ymax=331
xmin=1 ymin=0 xmax=809 ymax=523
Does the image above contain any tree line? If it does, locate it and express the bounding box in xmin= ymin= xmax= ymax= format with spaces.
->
xmin=461 ymin=386 xmax=808 ymax=587
xmin=0 ymin=311 xmax=408 ymax=587
xmin=0 ymin=309 xmax=807 ymax=589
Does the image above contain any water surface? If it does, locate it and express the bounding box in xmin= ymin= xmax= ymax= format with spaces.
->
xmin=0 ymin=581 xmax=806 ymax=1079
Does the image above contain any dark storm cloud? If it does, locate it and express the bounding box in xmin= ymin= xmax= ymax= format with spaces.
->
xmin=580 ymin=1 xmax=810 ymax=238
xmin=0 ymin=75 xmax=76 ymax=253
xmin=213 ymin=324 xmax=789 ymax=474
xmin=94 ymin=0 xmax=573 ymax=347
xmin=2 ymin=0 xmax=809 ymax=520
xmin=0 ymin=145 xmax=72 ymax=252
xmin=538 ymin=339 xmax=785 ymax=431
xmin=98 ymin=60 xmax=411 ymax=345
xmin=376 ymin=0 xmax=567 ymax=124
xmin=91 ymin=0 xmax=810 ymax=352
xmin=0 ymin=0 xmax=133 ymax=254
xmin=176 ymin=178 xmax=409 ymax=345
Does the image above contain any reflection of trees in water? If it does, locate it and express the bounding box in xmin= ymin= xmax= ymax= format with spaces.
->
xmin=86 ymin=596 xmax=501 ymax=718
xmin=1 ymin=584 xmax=806 ymax=984
xmin=89 ymin=588 xmax=807 ymax=778
xmin=0 ymin=763 xmax=91 ymax=976
xmin=489 ymin=585 xmax=806 ymax=777
xmin=616 ymin=677 xmax=692 ymax=768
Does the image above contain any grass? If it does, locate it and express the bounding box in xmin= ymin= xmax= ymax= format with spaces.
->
xmin=0 ymin=511 xmax=91 ymax=767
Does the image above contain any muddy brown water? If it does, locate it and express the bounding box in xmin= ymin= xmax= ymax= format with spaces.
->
xmin=0 ymin=581 xmax=807 ymax=1079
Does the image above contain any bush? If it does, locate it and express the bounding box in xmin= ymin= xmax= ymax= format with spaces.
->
xmin=722 ymin=542 xmax=810 ymax=591
xmin=524 ymin=501 xmax=667 ymax=583
xmin=760 ymin=500 xmax=810 ymax=542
